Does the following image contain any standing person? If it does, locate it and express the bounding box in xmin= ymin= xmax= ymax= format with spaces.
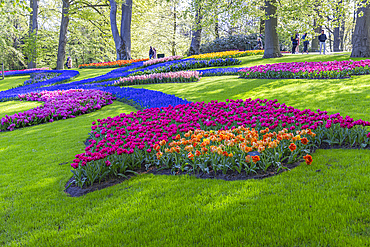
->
xmin=318 ymin=30 xmax=327 ymax=55
xmin=291 ymin=32 xmax=298 ymax=54
xmin=65 ymin=56 xmax=72 ymax=69
xmin=67 ymin=56 xmax=72 ymax=69
xmin=153 ymin=47 xmax=157 ymax=59
xmin=302 ymin=33 xmax=309 ymax=54
xmin=295 ymin=33 xmax=300 ymax=54
xmin=149 ymin=46 xmax=154 ymax=59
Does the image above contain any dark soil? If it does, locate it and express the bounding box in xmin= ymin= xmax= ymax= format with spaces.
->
xmin=64 ymin=161 xmax=301 ymax=197
xmin=64 ymin=140 xmax=370 ymax=197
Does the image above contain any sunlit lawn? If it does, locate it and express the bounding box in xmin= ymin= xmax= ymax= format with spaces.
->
xmin=1 ymin=54 xmax=370 ymax=246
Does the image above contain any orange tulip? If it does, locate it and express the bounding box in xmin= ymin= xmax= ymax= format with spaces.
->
xmin=303 ymin=154 xmax=313 ymax=165
xmin=301 ymin=138 xmax=309 ymax=145
xmin=252 ymin=155 xmax=260 ymax=163
xmin=289 ymin=143 xmax=297 ymax=152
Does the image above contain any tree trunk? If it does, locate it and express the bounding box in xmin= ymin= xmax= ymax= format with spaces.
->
xmin=56 ymin=0 xmax=70 ymax=70
xmin=188 ymin=5 xmax=202 ymax=56
xmin=28 ymin=0 xmax=38 ymax=69
xmin=109 ymin=0 xmax=132 ymax=60
xmin=311 ymin=20 xmax=321 ymax=52
xmin=259 ymin=5 xmax=265 ymax=35
xmin=351 ymin=1 xmax=370 ymax=57
xmin=215 ymin=16 xmax=219 ymax=39
xmin=172 ymin=6 xmax=177 ymax=56
xmin=120 ymin=0 xmax=132 ymax=60
xmin=339 ymin=18 xmax=345 ymax=51
xmin=333 ymin=0 xmax=342 ymax=52
xmin=263 ymin=0 xmax=282 ymax=58
xmin=333 ymin=26 xmax=340 ymax=51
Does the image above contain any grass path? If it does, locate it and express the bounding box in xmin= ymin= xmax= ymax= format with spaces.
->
xmin=1 ymin=54 xmax=370 ymax=246
xmin=0 ymin=101 xmax=43 ymax=119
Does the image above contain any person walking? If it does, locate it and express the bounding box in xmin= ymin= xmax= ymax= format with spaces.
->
xmin=291 ymin=32 xmax=299 ymax=54
xmin=318 ymin=30 xmax=327 ymax=55
xmin=153 ymin=47 xmax=157 ymax=59
xmin=302 ymin=33 xmax=309 ymax=54
xmin=256 ymin=38 xmax=263 ymax=50
xmin=149 ymin=46 xmax=154 ymax=59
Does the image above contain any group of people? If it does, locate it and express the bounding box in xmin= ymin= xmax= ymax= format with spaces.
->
xmin=149 ymin=46 xmax=157 ymax=59
xmin=291 ymin=30 xmax=327 ymax=55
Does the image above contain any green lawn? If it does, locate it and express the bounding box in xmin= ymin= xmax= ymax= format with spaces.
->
xmin=70 ymin=68 xmax=116 ymax=82
xmin=1 ymin=55 xmax=370 ymax=246
xmin=0 ymin=101 xmax=43 ymax=119
xmin=0 ymin=75 xmax=29 ymax=91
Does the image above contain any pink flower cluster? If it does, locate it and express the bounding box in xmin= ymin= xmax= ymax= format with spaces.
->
xmin=71 ymin=98 xmax=370 ymax=169
xmin=1 ymin=89 xmax=115 ymax=132
xmin=143 ymin=56 xmax=183 ymax=67
xmin=239 ymin=60 xmax=370 ymax=75
xmin=114 ymin=71 xmax=200 ymax=86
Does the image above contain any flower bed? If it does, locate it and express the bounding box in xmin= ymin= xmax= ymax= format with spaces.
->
xmin=78 ymin=58 xmax=149 ymax=69
xmin=113 ymin=71 xmax=200 ymax=86
xmin=143 ymin=56 xmax=183 ymax=67
xmin=0 ymin=70 xmax=80 ymax=101
xmin=1 ymin=67 xmax=51 ymax=77
xmin=70 ymin=98 xmax=370 ymax=187
xmin=199 ymin=68 xmax=241 ymax=77
xmin=24 ymin=72 xmax=61 ymax=85
xmin=188 ymin=50 xmax=264 ymax=60
xmin=136 ymin=58 xmax=241 ymax=75
xmin=0 ymin=89 xmax=115 ymax=132
xmin=239 ymin=60 xmax=370 ymax=79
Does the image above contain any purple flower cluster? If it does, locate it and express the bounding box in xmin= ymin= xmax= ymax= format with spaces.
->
xmin=239 ymin=60 xmax=370 ymax=79
xmin=1 ymin=89 xmax=115 ymax=132
xmin=24 ymin=72 xmax=61 ymax=85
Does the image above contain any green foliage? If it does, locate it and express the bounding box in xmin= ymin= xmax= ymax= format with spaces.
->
xmin=200 ymin=34 xmax=264 ymax=53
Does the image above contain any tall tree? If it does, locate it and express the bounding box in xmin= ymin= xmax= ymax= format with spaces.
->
xmin=333 ymin=0 xmax=343 ymax=52
xmin=188 ymin=2 xmax=202 ymax=55
xmin=171 ymin=5 xmax=177 ymax=56
xmin=56 ymin=0 xmax=70 ymax=69
xmin=351 ymin=1 xmax=370 ymax=57
xmin=215 ymin=15 xmax=220 ymax=39
xmin=28 ymin=0 xmax=38 ymax=69
xmin=263 ymin=0 xmax=281 ymax=58
xmin=109 ymin=0 xmax=132 ymax=60
xmin=339 ymin=17 xmax=345 ymax=51
xmin=311 ymin=20 xmax=321 ymax=52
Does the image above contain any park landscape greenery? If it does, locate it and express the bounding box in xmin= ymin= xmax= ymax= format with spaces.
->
xmin=2 ymin=0 xmax=370 ymax=245
xmin=1 ymin=53 xmax=370 ymax=246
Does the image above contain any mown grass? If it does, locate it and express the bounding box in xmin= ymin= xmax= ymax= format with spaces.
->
xmin=0 ymin=75 xmax=29 ymax=91
xmin=0 ymin=68 xmax=114 ymax=92
xmin=0 ymin=101 xmax=43 ymax=119
xmin=1 ymin=54 xmax=370 ymax=246
xmin=70 ymin=68 xmax=116 ymax=82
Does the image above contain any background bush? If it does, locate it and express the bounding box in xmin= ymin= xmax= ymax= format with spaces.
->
xmin=199 ymin=34 xmax=265 ymax=53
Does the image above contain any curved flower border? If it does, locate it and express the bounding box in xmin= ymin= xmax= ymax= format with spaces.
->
xmin=0 ymin=89 xmax=115 ymax=132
